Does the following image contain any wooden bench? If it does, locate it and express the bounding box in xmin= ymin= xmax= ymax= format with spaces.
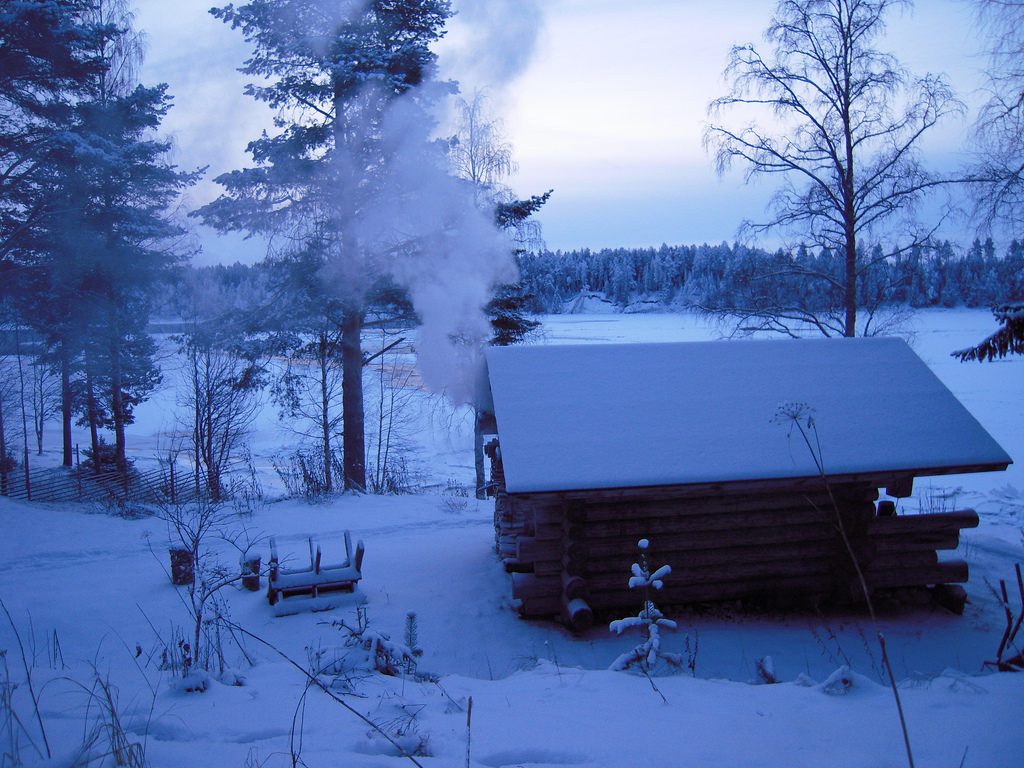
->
xmin=267 ymin=532 xmax=365 ymax=611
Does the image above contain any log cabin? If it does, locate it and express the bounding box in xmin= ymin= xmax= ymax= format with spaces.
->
xmin=480 ymin=337 xmax=1012 ymax=631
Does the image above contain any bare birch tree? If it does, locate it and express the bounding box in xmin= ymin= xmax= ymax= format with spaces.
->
xmin=705 ymin=0 xmax=961 ymax=337
xmin=954 ymin=1 xmax=1024 ymax=362
xmin=971 ymin=0 xmax=1024 ymax=233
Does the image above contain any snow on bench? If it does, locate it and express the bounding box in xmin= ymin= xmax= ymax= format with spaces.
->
xmin=267 ymin=532 xmax=364 ymax=616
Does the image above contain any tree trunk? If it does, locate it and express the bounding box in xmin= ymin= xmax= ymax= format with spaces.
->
xmin=84 ymin=355 xmax=100 ymax=464
xmin=33 ymin=366 xmax=44 ymax=455
xmin=0 ymin=394 xmax=8 ymax=495
xmin=341 ymin=311 xmax=365 ymax=491
xmin=108 ymin=333 xmax=127 ymax=476
xmin=844 ymin=230 xmax=857 ymax=337
xmin=60 ymin=344 xmax=72 ymax=467
xmin=204 ymin=352 xmax=220 ymax=500
xmin=842 ymin=69 xmax=858 ymax=338
xmin=474 ymin=408 xmax=486 ymax=500
xmin=319 ymin=330 xmax=332 ymax=493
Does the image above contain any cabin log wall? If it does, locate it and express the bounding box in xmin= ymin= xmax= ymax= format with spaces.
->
xmin=492 ymin=447 xmax=979 ymax=631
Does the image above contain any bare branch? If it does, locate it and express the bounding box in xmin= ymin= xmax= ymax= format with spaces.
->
xmin=704 ymin=0 xmax=959 ymax=337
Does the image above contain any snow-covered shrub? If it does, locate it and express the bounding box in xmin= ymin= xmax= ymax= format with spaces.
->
xmin=271 ymin=448 xmax=343 ymax=500
xmin=316 ymin=608 xmax=434 ymax=686
xmin=366 ymin=454 xmax=417 ymax=495
xmin=356 ymin=696 xmax=432 ymax=758
xmin=82 ymin=438 xmax=127 ymax=472
xmin=403 ymin=612 xmax=424 ymax=676
xmin=438 ymin=480 xmax=469 ymax=514
xmin=154 ymin=499 xmax=254 ymax=688
xmin=609 ymin=539 xmax=685 ymax=673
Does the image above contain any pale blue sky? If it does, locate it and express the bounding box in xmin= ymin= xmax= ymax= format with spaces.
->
xmin=136 ymin=0 xmax=987 ymax=263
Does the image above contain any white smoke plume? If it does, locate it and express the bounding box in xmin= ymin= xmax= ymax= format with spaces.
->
xmin=303 ymin=0 xmax=545 ymax=405
xmin=351 ymin=89 xmax=518 ymax=405
xmin=441 ymin=0 xmax=544 ymax=92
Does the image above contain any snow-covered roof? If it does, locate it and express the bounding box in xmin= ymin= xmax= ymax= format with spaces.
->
xmin=485 ymin=338 xmax=1012 ymax=495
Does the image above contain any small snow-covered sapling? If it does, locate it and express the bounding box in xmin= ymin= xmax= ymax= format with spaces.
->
xmin=609 ymin=539 xmax=683 ymax=672
xmin=403 ymin=611 xmax=424 ymax=676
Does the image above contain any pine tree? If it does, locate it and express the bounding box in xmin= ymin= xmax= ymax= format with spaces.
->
xmin=609 ymin=539 xmax=682 ymax=673
xmin=198 ymin=0 xmax=453 ymax=491
xmin=18 ymin=0 xmax=199 ymax=472
xmin=954 ymin=305 xmax=1024 ymax=362
xmin=0 ymin=0 xmax=107 ymax=267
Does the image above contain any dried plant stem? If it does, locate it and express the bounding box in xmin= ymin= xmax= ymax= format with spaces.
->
xmin=465 ymin=696 xmax=472 ymax=768
xmin=788 ymin=419 xmax=915 ymax=768
xmin=0 ymin=598 xmax=51 ymax=760
xmin=220 ymin=618 xmax=425 ymax=768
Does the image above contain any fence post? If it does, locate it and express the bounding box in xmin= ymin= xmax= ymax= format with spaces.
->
xmin=169 ymin=457 xmax=175 ymax=504
xmin=76 ymin=444 xmax=82 ymax=500
xmin=23 ymin=446 xmax=30 ymax=502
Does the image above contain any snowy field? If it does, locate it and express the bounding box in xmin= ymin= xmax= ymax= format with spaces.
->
xmin=2 ymin=308 xmax=1023 ymax=767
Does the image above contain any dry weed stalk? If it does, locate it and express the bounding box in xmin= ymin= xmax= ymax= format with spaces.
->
xmin=774 ymin=403 xmax=914 ymax=768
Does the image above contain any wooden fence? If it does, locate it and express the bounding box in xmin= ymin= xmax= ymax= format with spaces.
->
xmin=0 ymin=459 xmax=210 ymax=505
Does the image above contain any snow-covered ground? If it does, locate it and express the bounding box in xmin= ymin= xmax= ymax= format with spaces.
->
xmin=1 ymin=309 xmax=1022 ymax=767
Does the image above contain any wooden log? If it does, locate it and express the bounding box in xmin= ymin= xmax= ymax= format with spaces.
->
xmin=583 ymin=574 xmax=837 ymax=611
xmin=562 ymin=553 xmax=588 ymax=578
xmin=868 ymin=510 xmax=979 ymax=536
xmin=869 ymin=551 xmax=938 ymax=570
xmin=518 ymin=537 xmax=562 ymax=563
xmin=872 ymin=533 xmax=959 ymax=553
xmin=532 ymin=502 xmax=573 ymax=526
xmin=511 ymin=572 xmax=561 ymax=601
xmin=565 ymin=500 xmax=587 ymax=524
xmin=587 ymin=491 xmax=875 ymax=522
xmin=562 ymin=572 xmax=590 ymax=601
xmin=885 ymin=476 xmax=914 ymax=498
xmin=576 ymin=521 xmax=841 ymax=552
xmin=523 ymin=561 xmax=968 ymax=616
xmin=564 ymin=539 xmax=847 ymax=576
xmin=503 ymin=558 xmax=533 ymax=574
xmin=931 ymin=583 xmax=968 ymax=615
xmin=534 ymin=522 xmax=565 ymax=542
xmin=518 ymin=485 xmax=878 ymax=523
xmin=169 ymin=548 xmax=194 ymax=586
xmin=862 ymin=559 xmax=970 ymax=590
xmin=511 ymin=475 xmax=885 ymax=504
xmin=562 ymin=596 xmax=594 ymax=632
xmin=564 ymin=527 xmax=841 ymax=563
xmin=533 ymin=559 xmax=565 ymax=578
xmin=517 ymin=595 xmax=562 ymax=617
xmin=515 ymin=536 xmax=536 ymax=561
xmin=582 ymin=555 xmax=840 ymax=593
xmin=568 ymin=506 xmax=866 ymax=541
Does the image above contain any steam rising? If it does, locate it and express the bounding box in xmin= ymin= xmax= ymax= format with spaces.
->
xmin=311 ymin=0 xmax=546 ymax=405
xmin=442 ymin=0 xmax=544 ymax=91
xmin=349 ymin=90 xmax=517 ymax=405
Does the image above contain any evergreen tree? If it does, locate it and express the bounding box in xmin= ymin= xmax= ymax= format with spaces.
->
xmin=0 ymin=0 xmax=107 ymax=267
xmin=198 ymin=0 xmax=453 ymax=491
xmin=954 ymin=305 xmax=1024 ymax=362
xmin=19 ymin=0 xmax=199 ymax=471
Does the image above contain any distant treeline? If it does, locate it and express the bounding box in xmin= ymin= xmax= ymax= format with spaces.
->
xmin=159 ymin=238 xmax=1024 ymax=319
xmin=516 ymin=239 xmax=1024 ymax=314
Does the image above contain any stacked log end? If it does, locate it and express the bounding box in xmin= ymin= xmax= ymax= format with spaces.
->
xmin=496 ymin=472 xmax=980 ymax=631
